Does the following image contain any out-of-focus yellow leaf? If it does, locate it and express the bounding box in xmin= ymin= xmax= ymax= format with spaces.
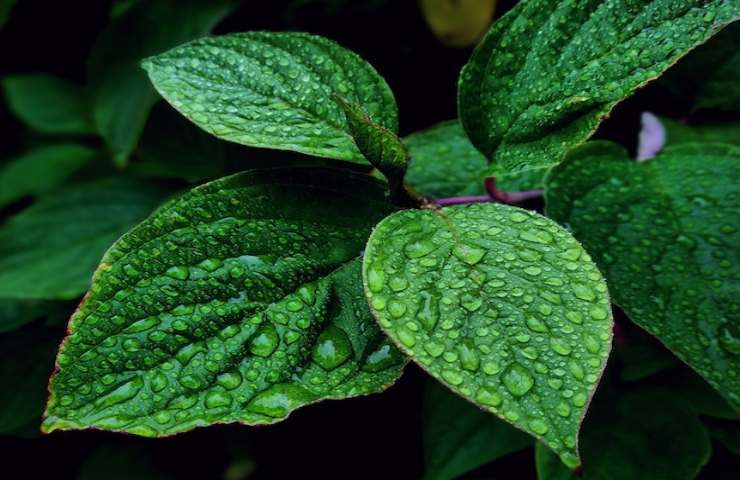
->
xmin=419 ymin=0 xmax=496 ymax=47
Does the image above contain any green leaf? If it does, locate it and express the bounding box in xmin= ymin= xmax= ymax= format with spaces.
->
xmin=0 ymin=327 xmax=59 ymax=437
xmin=89 ymin=0 xmax=235 ymax=167
xmin=404 ymin=120 xmax=487 ymax=198
xmin=42 ymin=167 xmax=405 ymax=436
xmin=423 ymin=380 xmax=532 ymax=480
xmin=708 ymin=421 xmax=740 ymax=456
xmin=545 ymin=141 xmax=740 ymax=409
xmin=535 ymin=388 xmax=712 ymax=480
xmin=0 ymin=177 xmax=174 ymax=300
xmin=458 ymin=0 xmax=740 ymax=174
xmin=403 ymin=120 xmax=546 ymax=199
xmin=363 ymin=203 xmax=613 ymax=468
xmin=2 ymin=75 xmax=94 ymax=134
xmin=661 ymin=22 xmax=740 ymax=111
xmin=0 ymin=299 xmax=58 ymax=333
xmin=617 ymin=330 xmax=678 ymax=382
xmin=334 ymin=95 xmax=407 ymax=191
xmin=142 ymin=32 xmax=398 ymax=164
xmin=0 ymin=144 xmax=97 ymax=208
xmin=675 ymin=370 xmax=740 ymax=420
xmin=661 ymin=116 xmax=740 ymax=147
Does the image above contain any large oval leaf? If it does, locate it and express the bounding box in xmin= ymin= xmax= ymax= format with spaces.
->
xmin=142 ymin=32 xmax=398 ymax=164
xmin=546 ymin=141 xmax=740 ymax=409
xmin=458 ymin=0 xmax=740 ymax=174
xmin=363 ymin=203 xmax=613 ymax=467
xmin=43 ymin=168 xmax=405 ymax=436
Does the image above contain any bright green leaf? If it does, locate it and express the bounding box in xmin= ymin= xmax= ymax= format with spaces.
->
xmin=89 ymin=0 xmax=236 ymax=167
xmin=142 ymin=32 xmax=398 ymax=164
xmin=363 ymin=203 xmax=613 ymax=468
xmin=536 ymin=388 xmax=712 ymax=480
xmin=334 ymin=95 xmax=407 ymax=192
xmin=546 ymin=141 xmax=740 ymax=409
xmin=2 ymin=74 xmax=94 ymax=134
xmin=43 ymin=168 xmax=405 ymax=436
xmin=661 ymin=116 xmax=740 ymax=147
xmin=0 ymin=328 xmax=59 ymax=437
xmin=0 ymin=177 xmax=174 ymax=300
xmin=0 ymin=144 xmax=97 ymax=208
xmin=458 ymin=0 xmax=740 ymax=174
xmin=423 ymin=380 xmax=532 ymax=480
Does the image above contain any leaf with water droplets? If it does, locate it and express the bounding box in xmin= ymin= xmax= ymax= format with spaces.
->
xmin=546 ymin=141 xmax=740 ymax=409
xmin=363 ymin=203 xmax=613 ymax=467
xmin=458 ymin=0 xmax=740 ymax=174
xmin=403 ymin=120 xmax=546 ymax=199
xmin=423 ymin=381 xmax=532 ymax=480
xmin=334 ymin=95 xmax=408 ymax=191
xmin=43 ymin=167 xmax=405 ymax=436
xmin=143 ymin=32 xmax=398 ymax=164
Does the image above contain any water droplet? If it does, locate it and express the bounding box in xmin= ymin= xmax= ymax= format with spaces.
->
xmin=475 ymin=386 xmax=502 ymax=407
xmin=205 ymin=391 xmax=233 ymax=409
xmin=458 ymin=339 xmax=480 ymax=372
xmin=396 ymin=326 xmax=417 ymax=348
xmin=404 ymin=238 xmax=435 ymax=258
xmin=550 ymin=337 xmax=572 ymax=356
xmin=366 ymin=264 xmax=385 ymax=293
xmin=424 ymin=340 xmax=445 ymax=357
xmin=502 ymin=363 xmax=534 ymax=396
xmin=249 ymin=324 xmax=280 ymax=357
xmin=452 ymin=244 xmax=486 ymax=265
xmin=417 ymin=291 xmax=439 ymax=331
xmin=311 ymin=325 xmax=353 ymax=370
xmin=166 ymin=265 xmax=189 ymax=280
xmin=246 ymin=383 xmax=315 ymax=418
xmin=529 ymin=419 xmax=549 ymax=435
xmin=441 ymin=369 xmax=464 ymax=386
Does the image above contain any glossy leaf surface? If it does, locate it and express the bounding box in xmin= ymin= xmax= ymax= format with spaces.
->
xmin=458 ymin=0 xmax=740 ymax=174
xmin=546 ymin=141 xmax=740 ymax=408
xmin=363 ymin=203 xmax=613 ymax=467
xmin=143 ymin=32 xmax=398 ymax=163
xmin=43 ymin=168 xmax=404 ymax=436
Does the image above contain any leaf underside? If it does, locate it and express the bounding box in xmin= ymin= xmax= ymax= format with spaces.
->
xmin=363 ymin=203 xmax=613 ymax=468
xmin=545 ymin=141 xmax=740 ymax=409
xmin=43 ymin=168 xmax=405 ymax=436
xmin=458 ymin=0 xmax=740 ymax=174
xmin=143 ymin=31 xmax=398 ymax=164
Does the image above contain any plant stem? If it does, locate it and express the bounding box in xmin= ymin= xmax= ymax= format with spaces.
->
xmin=435 ymin=177 xmax=543 ymax=207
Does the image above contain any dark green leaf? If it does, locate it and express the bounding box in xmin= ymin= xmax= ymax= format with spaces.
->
xmin=661 ymin=116 xmax=740 ymax=146
xmin=0 ymin=328 xmax=59 ymax=436
xmin=675 ymin=370 xmax=740 ymax=420
xmin=0 ymin=0 xmax=15 ymax=29
xmin=708 ymin=420 xmax=740 ymax=456
xmin=363 ymin=203 xmax=613 ymax=467
xmin=0 ymin=144 xmax=97 ymax=208
xmin=458 ymin=0 xmax=740 ymax=174
xmin=423 ymin=381 xmax=532 ymax=480
xmin=546 ymin=141 xmax=740 ymax=409
xmin=0 ymin=177 xmax=174 ymax=300
xmin=2 ymin=74 xmax=94 ymax=134
xmin=404 ymin=120 xmax=487 ymax=198
xmin=403 ymin=120 xmax=546 ymax=199
xmin=335 ymin=95 xmax=407 ymax=191
xmin=89 ymin=0 xmax=236 ymax=167
xmin=43 ymin=168 xmax=405 ymax=436
xmin=536 ymin=388 xmax=712 ymax=480
xmin=142 ymin=32 xmax=398 ymax=164
xmin=0 ymin=299 xmax=58 ymax=333
xmin=661 ymin=22 xmax=740 ymax=111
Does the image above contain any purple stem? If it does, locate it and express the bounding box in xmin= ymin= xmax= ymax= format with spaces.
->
xmin=435 ymin=177 xmax=543 ymax=207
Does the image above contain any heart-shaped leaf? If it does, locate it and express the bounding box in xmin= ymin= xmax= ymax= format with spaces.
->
xmin=363 ymin=203 xmax=613 ymax=467
xmin=43 ymin=168 xmax=405 ymax=436
xmin=143 ymin=32 xmax=398 ymax=164
xmin=458 ymin=0 xmax=740 ymax=174
xmin=545 ymin=141 xmax=740 ymax=409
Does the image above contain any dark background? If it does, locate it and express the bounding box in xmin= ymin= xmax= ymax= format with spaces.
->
xmin=0 ymin=1 xmax=737 ymax=479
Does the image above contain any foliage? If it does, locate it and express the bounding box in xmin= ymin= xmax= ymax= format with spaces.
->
xmin=1 ymin=1 xmax=738 ymax=478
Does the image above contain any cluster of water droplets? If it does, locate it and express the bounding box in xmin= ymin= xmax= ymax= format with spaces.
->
xmin=365 ymin=203 xmax=613 ymax=467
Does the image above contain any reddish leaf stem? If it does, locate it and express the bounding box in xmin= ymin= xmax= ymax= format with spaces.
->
xmin=435 ymin=177 xmax=543 ymax=207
